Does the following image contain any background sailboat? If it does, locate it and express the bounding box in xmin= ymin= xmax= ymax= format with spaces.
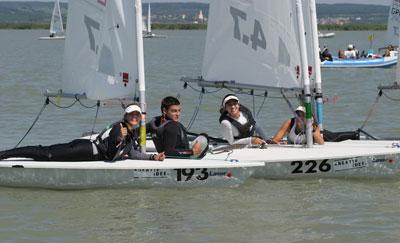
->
xmin=183 ymin=0 xmax=400 ymax=179
xmin=143 ymin=3 xmax=167 ymax=38
xmin=39 ymin=0 xmax=65 ymax=40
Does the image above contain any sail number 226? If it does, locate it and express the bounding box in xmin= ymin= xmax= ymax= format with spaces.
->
xmin=291 ymin=159 xmax=331 ymax=174
xmin=230 ymin=6 xmax=266 ymax=51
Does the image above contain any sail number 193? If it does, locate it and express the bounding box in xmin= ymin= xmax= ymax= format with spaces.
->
xmin=175 ymin=168 xmax=209 ymax=182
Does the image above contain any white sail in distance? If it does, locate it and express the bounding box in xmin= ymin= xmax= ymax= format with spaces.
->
xmin=386 ymin=0 xmax=400 ymax=46
xmin=50 ymin=0 xmax=64 ymax=34
xmin=201 ymin=0 xmax=303 ymax=90
xmin=62 ymin=0 xmax=138 ymax=100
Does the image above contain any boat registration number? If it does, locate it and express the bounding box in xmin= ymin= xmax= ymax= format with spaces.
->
xmin=175 ymin=168 xmax=209 ymax=182
xmin=291 ymin=159 xmax=331 ymax=174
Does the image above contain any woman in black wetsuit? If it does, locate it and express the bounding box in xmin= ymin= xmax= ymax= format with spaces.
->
xmin=0 ymin=104 xmax=165 ymax=162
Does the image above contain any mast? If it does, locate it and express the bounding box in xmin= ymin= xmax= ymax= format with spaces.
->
xmin=147 ymin=3 xmax=151 ymax=33
xmin=309 ymin=0 xmax=324 ymax=131
xmin=135 ymin=0 xmax=147 ymax=152
xmin=396 ymin=46 xmax=400 ymax=82
xmin=296 ymin=0 xmax=313 ymax=147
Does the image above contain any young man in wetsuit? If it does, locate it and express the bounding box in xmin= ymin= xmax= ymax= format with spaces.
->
xmin=148 ymin=96 xmax=208 ymax=158
xmin=0 ymin=104 xmax=165 ymax=161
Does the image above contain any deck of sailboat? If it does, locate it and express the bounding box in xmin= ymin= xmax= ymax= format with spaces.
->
xmin=0 ymin=157 xmax=263 ymax=170
xmin=205 ymin=140 xmax=400 ymax=163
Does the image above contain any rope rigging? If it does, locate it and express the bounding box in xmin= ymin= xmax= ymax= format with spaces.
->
xmin=15 ymin=95 xmax=102 ymax=148
xmin=14 ymin=98 xmax=49 ymax=148
xmin=381 ymin=90 xmax=400 ymax=101
xmin=360 ymin=90 xmax=382 ymax=130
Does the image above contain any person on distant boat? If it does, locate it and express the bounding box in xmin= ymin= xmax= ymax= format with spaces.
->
xmin=270 ymin=106 xmax=324 ymax=145
xmin=343 ymin=44 xmax=357 ymax=59
xmin=353 ymin=45 xmax=360 ymax=58
xmin=320 ymin=46 xmax=333 ymax=61
xmin=49 ymin=33 xmax=55 ymax=38
xmin=383 ymin=44 xmax=395 ymax=57
xmin=219 ymin=94 xmax=267 ymax=146
xmin=0 ymin=104 xmax=165 ymax=161
xmin=148 ymin=96 xmax=208 ymax=158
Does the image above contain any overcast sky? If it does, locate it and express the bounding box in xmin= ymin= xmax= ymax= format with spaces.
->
xmin=0 ymin=0 xmax=393 ymax=4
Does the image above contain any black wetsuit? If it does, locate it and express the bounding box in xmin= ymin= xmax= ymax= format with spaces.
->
xmin=148 ymin=116 xmax=193 ymax=157
xmin=0 ymin=121 xmax=150 ymax=161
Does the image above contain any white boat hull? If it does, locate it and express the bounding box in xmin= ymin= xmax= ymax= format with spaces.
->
xmin=205 ymin=140 xmax=400 ymax=179
xmin=143 ymin=33 xmax=167 ymax=38
xmin=39 ymin=36 xmax=65 ymax=40
xmin=318 ymin=32 xmax=335 ymax=38
xmin=0 ymin=158 xmax=263 ymax=189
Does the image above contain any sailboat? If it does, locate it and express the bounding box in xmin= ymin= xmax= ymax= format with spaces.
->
xmin=39 ymin=0 xmax=65 ymax=40
xmin=321 ymin=0 xmax=399 ymax=68
xmin=182 ymin=0 xmax=400 ymax=179
xmin=0 ymin=0 xmax=263 ymax=189
xmin=143 ymin=3 xmax=167 ymax=38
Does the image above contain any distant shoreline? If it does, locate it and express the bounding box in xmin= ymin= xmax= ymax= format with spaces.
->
xmin=0 ymin=23 xmax=386 ymax=31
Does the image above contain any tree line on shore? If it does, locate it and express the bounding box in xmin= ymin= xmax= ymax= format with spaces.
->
xmin=0 ymin=22 xmax=387 ymax=31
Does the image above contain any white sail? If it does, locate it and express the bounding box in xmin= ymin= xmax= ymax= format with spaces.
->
xmin=201 ymin=0 xmax=303 ymax=90
xmin=386 ymin=0 xmax=400 ymax=46
xmin=49 ymin=0 xmax=64 ymax=34
xmin=147 ymin=3 xmax=152 ymax=33
xmin=62 ymin=0 xmax=138 ymax=100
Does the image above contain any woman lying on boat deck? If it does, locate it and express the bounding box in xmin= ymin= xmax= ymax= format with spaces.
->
xmin=219 ymin=94 xmax=268 ymax=146
xmin=0 ymin=104 xmax=165 ymax=162
xmin=271 ymin=106 xmax=324 ymax=145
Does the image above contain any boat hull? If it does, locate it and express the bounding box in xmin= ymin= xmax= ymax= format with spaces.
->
xmin=321 ymin=56 xmax=397 ymax=68
xmin=318 ymin=32 xmax=335 ymax=38
xmin=205 ymin=141 xmax=400 ymax=179
xmin=0 ymin=159 xmax=263 ymax=189
xmin=143 ymin=33 xmax=167 ymax=38
xmin=39 ymin=36 xmax=65 ymax=40
xmin=254 ymin=154 xmax=399 ymax=179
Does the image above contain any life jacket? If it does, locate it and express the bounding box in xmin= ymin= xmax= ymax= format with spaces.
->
xmin=149 ymin=116 xmax=190 ymax=153
xmin=287 ymin=117 xmax=306 ymax=144
xmin=219 ymin=105 xmax=256 ymax=139
xmin=94 ymin=121 xmax=138 ymax=160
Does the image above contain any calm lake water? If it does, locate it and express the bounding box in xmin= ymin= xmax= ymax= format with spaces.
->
xmin=0 ymin=29 xmax=399 ymax=242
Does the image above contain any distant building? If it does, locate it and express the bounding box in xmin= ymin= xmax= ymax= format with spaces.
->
xmin=318 ymin=17 xmax=350 ymax=25
xmin=194 ymin=10 xmax=206 ymax=24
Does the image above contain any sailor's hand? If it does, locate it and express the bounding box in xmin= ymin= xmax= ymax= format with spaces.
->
xmin=120 ymin=124 xmax=128 ymax=139
xmin=266 ymin=139 xmax=276 ymax=144
xmin=192 ymin=141 xmax=202 ymax=156
xmin=251 ymin=137 xmax=265 ymax=145
xmin=153 ymin=152 xmax=165 ymax=161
